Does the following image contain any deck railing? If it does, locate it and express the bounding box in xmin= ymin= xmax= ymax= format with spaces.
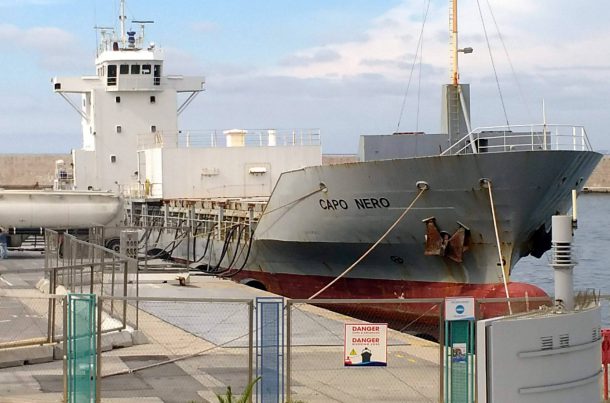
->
xmin=441 ymin=124 xmax=593 ymax=156
xmin=138 ymin=128 xmax=321 ymax=150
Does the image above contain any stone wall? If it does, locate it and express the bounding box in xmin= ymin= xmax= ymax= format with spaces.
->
xmin=584 ymin=155 xmax=610 ymax=189
xmin=0 ymin=154 xmax=71 ymax=188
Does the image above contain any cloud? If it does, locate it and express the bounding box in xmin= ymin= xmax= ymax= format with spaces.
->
xmin=271 ymin=0 xmax=610 ymax=84
xmin=162 ymin=47 xmax=205 ymax=75
xmin=0 ymin=24 xmax=88 ymax=71
xmin=279 ymin=48 xmax=341 ymax=67
xmin=183 ymin=0 xmax=610 ymax=151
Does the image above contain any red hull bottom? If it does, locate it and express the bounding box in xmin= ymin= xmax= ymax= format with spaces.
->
xmin=231 ymin=270 xmax=551 ymax=338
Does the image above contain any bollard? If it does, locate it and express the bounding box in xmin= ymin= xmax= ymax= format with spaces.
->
xmin=602 ymin=329 xmax=610 ymax=401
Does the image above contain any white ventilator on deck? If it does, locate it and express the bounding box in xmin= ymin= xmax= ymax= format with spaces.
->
xmin=551 ymin=215 xmax=575 ymax=311
xmin=224 ymin=129 xmax=247 ymax=147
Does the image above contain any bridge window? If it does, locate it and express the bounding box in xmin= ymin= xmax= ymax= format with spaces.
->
xmin=142 ymin=64 xmax=151 ymax=74
xmin=154 ymin=64 xmax=161 ymax=85
xmin=107 ymin=65 xmax=117 ymax=86
xmin=150 ymin=96 xmax=156 ymax=104
xmin=131 ymin=64 xmax=140 ymax=74
xmin=119 ymin=64 xmax=129 ymax=74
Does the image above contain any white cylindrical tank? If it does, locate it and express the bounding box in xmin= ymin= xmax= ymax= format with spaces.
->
xmin=0 ymin=190 xmax=123 ymax=229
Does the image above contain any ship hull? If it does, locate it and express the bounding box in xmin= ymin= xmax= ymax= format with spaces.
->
xmin=230 ymin=269 xmax=549 ymax=335
xmin=162 ymin=150 xmax=600 ymax=335
xmin=248 ymin=150 xmax=601 ymax=285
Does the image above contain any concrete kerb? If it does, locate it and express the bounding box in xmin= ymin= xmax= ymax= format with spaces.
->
xmin=0 ymin=345 xmax=55 ymax=369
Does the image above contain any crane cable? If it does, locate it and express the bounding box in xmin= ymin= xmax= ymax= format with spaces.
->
xmin=476 ymin=0 xmax=510 ymax=128
xmin=484 ymin=0 xmax=534 ymax=123
xmin=396 ymin=0 xmax=432 ymax=133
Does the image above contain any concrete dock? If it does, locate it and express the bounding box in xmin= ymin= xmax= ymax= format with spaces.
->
xmin=0 ymin=252 xmax=441 ymax=402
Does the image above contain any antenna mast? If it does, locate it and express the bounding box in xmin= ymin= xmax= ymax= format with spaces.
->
xmin=120 ymin=0 xmax=126 ymax=48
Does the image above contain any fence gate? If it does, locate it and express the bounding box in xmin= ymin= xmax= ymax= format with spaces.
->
xmin=66 ymin=293 xmax=97 ymax=403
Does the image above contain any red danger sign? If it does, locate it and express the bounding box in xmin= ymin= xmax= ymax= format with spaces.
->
xmin=344 ymin=323 xmax=387 ymax=367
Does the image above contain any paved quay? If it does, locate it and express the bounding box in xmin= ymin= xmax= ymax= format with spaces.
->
xmin=0 ymin=252 xmax=441 ymax=402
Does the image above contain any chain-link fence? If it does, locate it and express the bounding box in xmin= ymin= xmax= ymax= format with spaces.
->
xmin=44 ymin=229 xmax=139 ymax=334
xmin=1 ymin=291 xmax=608 ymax=402
xmin=97 ymin=296 xmax=254 ymax=402
xmin=0 ymin=293 xmax=64 ymax=348
xmin=286 ymin=299 xmax=444 ymax=403
xmin=0 ymin=293 xmax=65 ymax=402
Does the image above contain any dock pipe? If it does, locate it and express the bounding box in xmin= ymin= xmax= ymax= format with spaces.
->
xmin=551 ymin=215 xmax=575 ymax=310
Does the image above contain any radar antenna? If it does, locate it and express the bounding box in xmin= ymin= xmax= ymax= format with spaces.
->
xmin=132 ymin=20 xmax=154 ymax=45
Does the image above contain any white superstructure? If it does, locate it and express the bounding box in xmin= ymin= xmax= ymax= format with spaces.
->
xmin=52 ymin=4 xmax=205 ymax=193
xmin=52 ymin=1 xmax=321 ymax=199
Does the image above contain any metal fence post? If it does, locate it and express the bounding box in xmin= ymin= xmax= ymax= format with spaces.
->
xmin=286 ymin=300 xmax=292 ymax=402
xmin=100 ymin=253 xmax=105 ymax=298
xmin=144 ymin=235 xmax=148 ymax=273
xmin=136 ymin=258 xmax=140 ymax=329
xmin=123 ymin=261 xmax=128 ymax=329
xmin=47 ymin=275 xmax=55 ymax=344
xmin=439 ymin=301 xmax=445 ymax=403
xmin=88 ymin=244 xmax=93 ymax=294
xmin=96 ymin=295 xmax=102 ymax=403
xmin=63 ymin=295 xmax=68 ymax=403
xmin=248 ymin=300 xmax=254 ymax=403
xmin=110 ymin=255 xmax=116 ymax=315
xmin=186 ymin=227 xmax=191 ymax=272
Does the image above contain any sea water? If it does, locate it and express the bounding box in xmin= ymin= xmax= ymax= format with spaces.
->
xmin=512 ymin=193 xmax=610 ymax=326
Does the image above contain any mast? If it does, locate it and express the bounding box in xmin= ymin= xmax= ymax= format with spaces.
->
xmin=442 ymin=0 xmax=473 ymax=149
xmin=451 ymin=0 xmax=459 ymax=85
xmin=120 ymin=0 xmax=126 ymax=48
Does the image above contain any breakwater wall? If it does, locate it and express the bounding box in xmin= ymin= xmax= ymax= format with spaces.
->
xmin=583 ymin=155 xmax=610 ymax=191
xmin=0 ymin=154 xmax=70 ymax=188
xmin=0 ymin=153 xmax=608 ymax=191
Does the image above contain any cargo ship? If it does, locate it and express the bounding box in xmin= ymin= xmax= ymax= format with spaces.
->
xmin=51 ymin=0 xmax=601 ymax=333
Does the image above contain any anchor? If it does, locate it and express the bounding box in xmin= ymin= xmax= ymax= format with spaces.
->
xmin=423 ymin=217 xmax=470 ymax=263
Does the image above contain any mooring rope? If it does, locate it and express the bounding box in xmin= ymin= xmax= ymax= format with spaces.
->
xmin=484 ymin=179 xmax=513 ymax=315
xmin=309 ymin=186 xmax=428 ymax=300
xmin=260 ymin=185 xmax=327 ymax=218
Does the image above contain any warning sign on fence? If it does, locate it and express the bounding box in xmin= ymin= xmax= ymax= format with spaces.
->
xmin=344 ymin=323 xmax=387 ymax=367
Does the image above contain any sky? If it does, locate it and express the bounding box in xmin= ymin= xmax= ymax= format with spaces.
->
xmin=0 ymin=0 xmax=609 ymax=154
